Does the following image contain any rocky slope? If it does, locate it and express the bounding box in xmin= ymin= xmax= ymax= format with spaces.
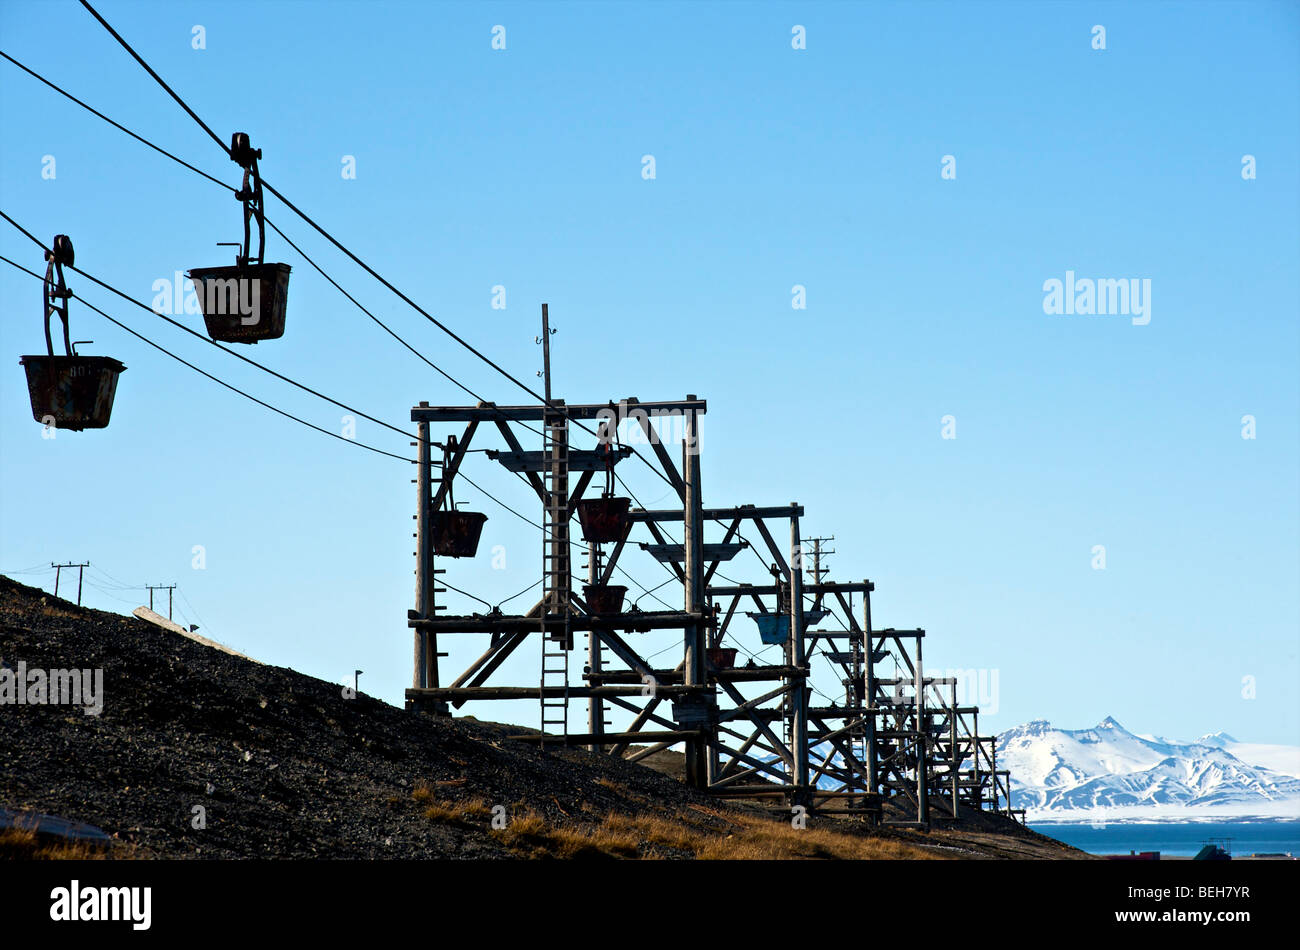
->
xmin=1 ymin=575 xmax=1077 ymax=858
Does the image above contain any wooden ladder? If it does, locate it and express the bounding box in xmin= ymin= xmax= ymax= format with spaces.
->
xmin=539 ymin=406 xmax=571 ymax=745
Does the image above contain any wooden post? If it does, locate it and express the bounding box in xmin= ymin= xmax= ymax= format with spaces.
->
xmin=414 ymin=412 xmax=432 ymax=691
xmin=915 ymin=632 xmax=928 ymax=825
xmin=789 ymin=509 xmax=809 ymax=800
xmin=864 ymin=587 xmax=877 ymax=798
xmin=541 ymin=304 xmax=551 ymax=402
xmin=682 ymin=396 xmax=708 ymax=788
xmin=991 ymin=737 xmax=1000 ymax=814
xmin=587 ymin=540 xmax=605 ymax=752
xmin=950 ymin=681 xmax=959 ymax=816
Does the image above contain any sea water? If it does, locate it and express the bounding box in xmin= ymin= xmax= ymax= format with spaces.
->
xmin=1031 ymin=820 xmax=1300 ymax=857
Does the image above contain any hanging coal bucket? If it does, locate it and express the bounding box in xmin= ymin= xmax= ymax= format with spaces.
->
xmin=430 ymin=509 xmax=487 ymax=557
xmin=576 ymin=496 xmax=631 ymax=543
xmin=188 ymin=132 xmax=292 ymax=344
xmin=707 ymin=646 xmax=738 ymax=669
xmin=748 ymin=612 xmax=790 ymax=646
xmin=582 ymin=583 xmax=627 ymax=615
xmin=19 ymin=235 xmax=126 ymax=431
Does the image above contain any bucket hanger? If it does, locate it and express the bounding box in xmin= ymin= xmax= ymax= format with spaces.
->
xmin=43 ymin=234 xmax=75 ymax=357
xmin=230 ymin=132 xmax=265 ymax=268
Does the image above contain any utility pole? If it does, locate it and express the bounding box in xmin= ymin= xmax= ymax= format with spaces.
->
xmin=146 ymin=583 xmax=177 ymax=619
xmin=539 ymin=303 xmax=553 ymax=402
xmin=52 ymin=562 xmax=88 ymax=605
xmin=804 ymin=536 xmax=835 ymax=585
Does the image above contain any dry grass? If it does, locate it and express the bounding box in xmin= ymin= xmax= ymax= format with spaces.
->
xmin=493 ymin=805 xmax=943 ymax=860
xmin=37 ymin=603 xmax=82 ymax=620
xmin=411 ymin=776 xmax=944 ymax=860
xmin=411 ymin=783 xmax=497 ymax=824
xmin=0 ymin=827 xmax=114 ymax=860
xmin=490 ymin=809 xmax=641 ymax=859
xmin=696 ymin=815 xmax=941 ymax=860
xmin=599 ymin=812 xmax=712 ymax=853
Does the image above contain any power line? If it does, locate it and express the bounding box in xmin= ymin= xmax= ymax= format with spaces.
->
xmin=7 ymin=22 xmax=702 ymax=618
xmin=0 ymin=49 xmax=231 ymax=192
xmin=78 ymin=1 xmax=230 ymax=156
xmin=176 ymin=586 xmax=211 ymax=635
xmin=0 ymin=563 xmax=55 ymax=576
xmin=72 ymin=1 xmax=680 ymax=492
xmin=0 ymin=49 xmax=553 ymax=443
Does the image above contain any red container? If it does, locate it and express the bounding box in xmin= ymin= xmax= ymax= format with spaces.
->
xmin=431 ymin=510 xmax=487 ymax=557
xmin=707 ymin=647 xmax=738 ymax=669
xmin=583 ymin=584 xmax=627 ymax=615
xmin=20 ymin=355 xmax=126 ymax=430
xmin=576 ymin=496 xmax=631 ymax=543
xmin=188 ymin=262 xmax=291 ymax=343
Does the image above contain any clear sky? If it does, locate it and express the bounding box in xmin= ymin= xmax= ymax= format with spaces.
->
xmin=1 ymin=1 xmax=1296 ymax=745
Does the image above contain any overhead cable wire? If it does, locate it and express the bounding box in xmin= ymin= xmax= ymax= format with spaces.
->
xmin=0 ymin=253 xmax=415 ymax=463
xmin=1 ymin=211 xmax=416 ymax=444
xmin=0 ymin=48 xmax=553 ymax=441
xmin=73 ymin=1 xmax=680 ymax=491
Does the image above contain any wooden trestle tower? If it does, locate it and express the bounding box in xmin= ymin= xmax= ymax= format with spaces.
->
xmin=405 ymin=316 xmax=1017 ymax=824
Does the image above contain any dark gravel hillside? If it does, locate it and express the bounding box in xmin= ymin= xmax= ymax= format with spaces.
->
xmin=0 ymin=575 xmax=1080 ymax=859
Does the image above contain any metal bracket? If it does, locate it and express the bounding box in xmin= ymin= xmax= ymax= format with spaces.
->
xmin=229 ymin=132 xmax=265 ymax=267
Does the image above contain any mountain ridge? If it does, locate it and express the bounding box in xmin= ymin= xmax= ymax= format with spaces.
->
xmin=996 ymin=716 xmax=1300 ymax=823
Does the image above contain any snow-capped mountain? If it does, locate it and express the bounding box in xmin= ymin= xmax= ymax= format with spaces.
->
xmin=997 ymin=717 xmax=1300 ymax=822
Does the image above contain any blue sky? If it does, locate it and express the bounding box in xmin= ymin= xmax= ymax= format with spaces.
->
xmin=1 ymin=1 xmax=1297 ymax=745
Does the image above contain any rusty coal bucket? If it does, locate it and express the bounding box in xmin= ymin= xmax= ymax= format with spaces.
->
xmin=188 ymin=262 xmax=291 ymax=343
xmin=20 ymin=355 xmax=126 ymax=430
xmin=430 ymin=510 xmax=487 ymax=557
xmin=576 ymin=496 xmax=631 ymax=543
xmin=582 ymin=584 xmax=628 ymax=615
xmin=707 ymin=646 xmax=738 ymax=669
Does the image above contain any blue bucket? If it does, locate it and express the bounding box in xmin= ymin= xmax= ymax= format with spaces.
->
xmin=749 ymin=612 xmax=790 ymax=646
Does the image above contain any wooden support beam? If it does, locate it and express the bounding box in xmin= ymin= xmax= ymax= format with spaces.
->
xmin=644 ymin=522 xmax=686 ymax=583
xmin=632 ymin=400 xmax=687 ymax=502
xmin=492 ymin=420 xmax=546 ymax=501
xmin=703 ymin=518 xmax=741 ymax=589
xmin=753 ymin=518 xmax=790 ymax=579
xmin=509 ymin=729 xmax=700 ymax=745
xmin=597 ymin=534 xmax=629 ymax=586
xmin=607 ymin=695 xmax=663 ymax=758
xmin=487 ymin=447 xmax=632 ymax=472
xmin=409 ymin=610 xmax=707 ymax=634
xmin=641 ymin=542 xmax=746 ymax=563
xmin=629 ymin=504 xmax=804 ymax=523
xmin=718 ymin=680 xmax=794 ymax=768
xmin=592 ymin=627 xmax=658 ymax=681
xmin=408 ymin=685 xmax=706 ymax=701
xmin=412 ymin=399 xmax=707 ymax=423
xmin=707 ymin=581 xmax=874 ymax=597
